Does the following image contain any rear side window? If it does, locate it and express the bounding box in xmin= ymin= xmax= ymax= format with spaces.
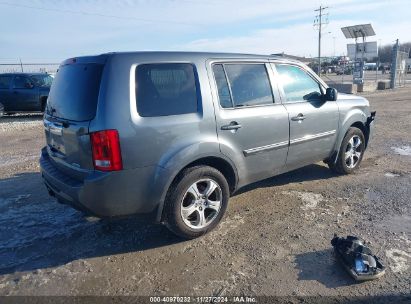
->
xmin=213 ymin=63 xmax=274 ymax=108
xmin=0 ymin=75 xmax=12 ymax=89
xmin=47 ymin=64 xmax=103 ymax=121
xmin=136 ymin=63 xmax=198 ymax=117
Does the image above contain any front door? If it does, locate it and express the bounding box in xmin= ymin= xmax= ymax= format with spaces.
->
xmin=210 ymin=62 xmax=289 ymax=185
xmin=274 ymin=63 xmax=339 ymax=169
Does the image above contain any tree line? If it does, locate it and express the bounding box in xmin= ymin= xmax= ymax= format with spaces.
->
xmin=378 ymin=42 xmax=411 ymax=63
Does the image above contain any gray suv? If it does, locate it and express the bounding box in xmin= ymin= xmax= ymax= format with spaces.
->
xmin=40 ymin=52 xmax=375 ymax=238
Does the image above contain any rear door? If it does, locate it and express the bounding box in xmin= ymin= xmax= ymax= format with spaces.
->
xmin=44 ymin=58 xmax=105 ymax=175
xmin=273 ymin=63 xmax=339 ymax=168
xmin=10 ymin=75 xmax=38 ymax=111
xmin=211 ymin=61 xmax=289 ymax=184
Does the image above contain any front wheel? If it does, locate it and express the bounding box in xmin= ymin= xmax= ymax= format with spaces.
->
xmin=41 ymin=98 xmax=47 ymax=113
xmin=164 ymin=166 xmax=229 ymax=239
xmin=329 ymin=127 xmax=365 ymax=174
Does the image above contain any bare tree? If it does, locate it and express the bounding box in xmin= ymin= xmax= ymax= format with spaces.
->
xmin=378 ymin=42 xmax=411 ymax=63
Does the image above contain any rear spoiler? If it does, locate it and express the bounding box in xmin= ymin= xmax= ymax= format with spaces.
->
xmin=60 ymin=55 xmax=108 ymax=67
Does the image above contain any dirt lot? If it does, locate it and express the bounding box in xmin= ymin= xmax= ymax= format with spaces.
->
xmin=0 ymin=88 xmax=410 ymax=300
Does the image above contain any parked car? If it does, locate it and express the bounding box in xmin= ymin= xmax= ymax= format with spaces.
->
xmin=40 ymin=52 xmax=376 ymax=239
xmin=335 ymin=66 xmax=352 ymax=75
xmin=0 ymin=72 xmax=52 ymax=117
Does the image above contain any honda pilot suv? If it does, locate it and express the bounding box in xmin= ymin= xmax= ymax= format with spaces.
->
xmin=40 ymin=52 xmax=375 ymax=239
xmin=0 ymin=73 xmax=52 ymax=116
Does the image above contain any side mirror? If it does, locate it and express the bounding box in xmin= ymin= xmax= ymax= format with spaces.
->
xmin=325 ymin=87 xmax=338 ymax=101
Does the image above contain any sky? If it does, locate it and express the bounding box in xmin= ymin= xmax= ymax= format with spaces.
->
xmin=0 ymin=0 xmax=410 ymax=63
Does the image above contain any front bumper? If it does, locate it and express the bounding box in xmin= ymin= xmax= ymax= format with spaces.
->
xmin=40 ymin=147 xmax=162 ymax=218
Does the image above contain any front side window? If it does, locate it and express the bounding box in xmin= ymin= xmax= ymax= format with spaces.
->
xmin=214 ymin=63 xmax=274 ymax=108
xmin=136 ymin=63 xmax=198 ymax=117
xmin=30 ymin=74 xmax=53 ymax=87
xmin=13 ymin=76 xmax=32 ymax=89
xmin=0 ymin=75 xmax=12 ymax=89
xmin=275 ymin=64 xmax=322 ymax=102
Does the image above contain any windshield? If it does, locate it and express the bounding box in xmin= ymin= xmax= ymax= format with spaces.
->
xmin=46 ymin=63 xmax=104 ymax=121
xmin=30 ymin=74 xmax=53 ymax=87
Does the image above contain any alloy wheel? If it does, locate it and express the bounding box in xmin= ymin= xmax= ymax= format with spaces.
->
xmin=180 ymin=178 xmax=222 ymax=229
xmin=345 ymin=135 xmax=363 ymax=169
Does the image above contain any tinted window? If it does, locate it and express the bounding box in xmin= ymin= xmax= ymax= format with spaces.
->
xmin=0 ymin=75 xmax=11 ymax=89
xmin=47 ymin=64 xmax=103 ymax=121
xmin=13 ymin=76 xmax=32 ymax=89
xmin=276 ymin=64 xmax=322 ymax=102
xmin=212 ymin=64 xmax=233 ymax=108
xmin=224 ymin=64 xmax=274 ymax=107
xmin=136 ymin=63 xmax=198 ymax=117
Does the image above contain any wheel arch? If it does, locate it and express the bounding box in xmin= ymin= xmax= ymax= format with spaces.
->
xmin=330 ymin=112 xmax=368 ymax=165
xmin=155 ymin=155 xmax=238 ymax=223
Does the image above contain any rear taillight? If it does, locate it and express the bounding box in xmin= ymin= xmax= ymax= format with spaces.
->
xmin=90 ymin=130 xmax=123 ymax=171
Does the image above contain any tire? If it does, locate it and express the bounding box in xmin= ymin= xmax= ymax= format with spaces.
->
xmin=164 ymin=166 xmax=230 ymax=239
xmin=0 ymin=102 xmax=4 ymax=118
xmin=41 ymin=98 xmax=47 ymax=113
xmin=329 ymin=127 xmax=366 ymax=174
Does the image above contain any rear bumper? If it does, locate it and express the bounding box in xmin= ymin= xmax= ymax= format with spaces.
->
xmin=40 ymin=147 xmax=163 ymax=218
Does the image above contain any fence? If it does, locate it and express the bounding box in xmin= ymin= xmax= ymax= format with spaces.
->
xmin=392 ymin=50 xmax=408 ymax=88
xmin=0 ymin=63 xmax=59 ymax=74
xmin=320 ymin=66 xmax=390 ymax=86
xmin=321 ymin=41 xmax=411 ymax=90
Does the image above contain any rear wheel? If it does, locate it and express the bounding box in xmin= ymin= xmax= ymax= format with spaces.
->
xmin=164 ymin=166 xmax=229 ymax=239
xmin=0 ymin=103 xmax=4 ymax=118
xmin=329 ymin=127 xmax=365 ymax=174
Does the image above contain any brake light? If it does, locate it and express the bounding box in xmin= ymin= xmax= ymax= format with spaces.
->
xmin=90 ymin=130 xmax=123 ymax=171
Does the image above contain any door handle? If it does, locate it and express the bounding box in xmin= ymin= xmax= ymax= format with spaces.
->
xmin=221 ymin=121 xmax=242 ymax=130
xmin=291 ymin=113 xmax=306 ymax=121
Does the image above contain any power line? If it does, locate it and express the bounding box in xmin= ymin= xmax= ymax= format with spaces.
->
xmin=314 ymin=5 xmax=329 ymax=75
xmin=0 ymin=1 xmax=202 ymax=27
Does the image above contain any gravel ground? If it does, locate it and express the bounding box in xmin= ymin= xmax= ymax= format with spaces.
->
xmin=0 ymin=89 xmax=410 ymax=299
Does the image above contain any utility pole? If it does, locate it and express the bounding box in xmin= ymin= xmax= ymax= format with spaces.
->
xmin=390 ymin=39 xmax=399 ymax=89
xmin=314 ymin=5 xmax=329 ymax=75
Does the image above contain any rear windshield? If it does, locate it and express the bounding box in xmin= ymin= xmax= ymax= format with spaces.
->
xmin=47 ymin=63 xmax=103 ymax=121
